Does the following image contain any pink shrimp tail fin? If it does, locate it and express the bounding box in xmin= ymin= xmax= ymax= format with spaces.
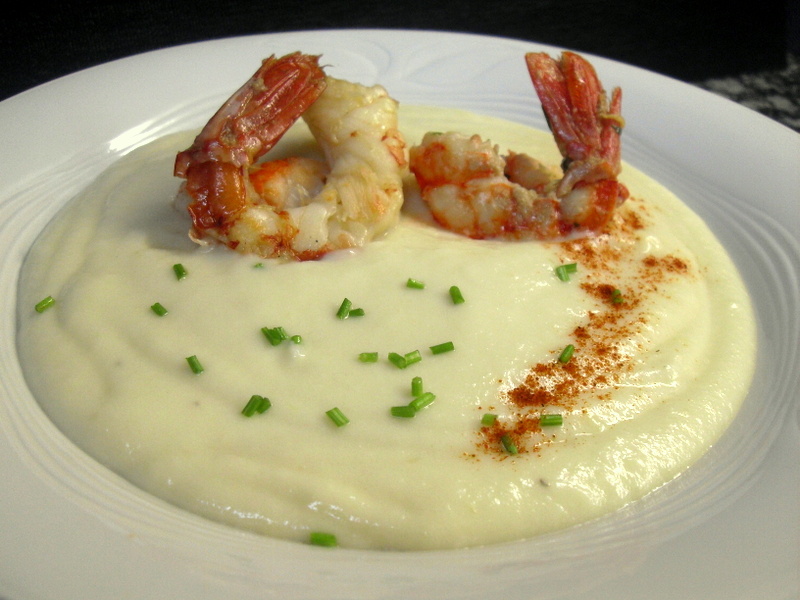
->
xmin=174 ymin=52 xmax=327 ymax=178
xmin=174 ymin=52 xmax=327 ymax=235
xmin=524 ymin=51 xmax=624 ymax=179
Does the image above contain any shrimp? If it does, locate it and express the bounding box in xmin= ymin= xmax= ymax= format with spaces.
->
xmin=409 ymin=51 xmax=628 ymax=240
xmin=174 ymin=52 xmax=407 ymax=260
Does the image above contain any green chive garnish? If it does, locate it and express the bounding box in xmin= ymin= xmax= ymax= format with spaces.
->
xmin=242 ymin=395 xmax=272 ymax=417
xmin=540 ymin=414 xmax=563 ymax=427
xmin=254 ymin=396 xmax=272 ymax=414
xmin=481 ymin=413 xmax=497 ymax=426
xmin=359 ymin=352 xmax=379 ymax=363
xmin=173 ymin=263 xmax=188 ymax=280
xmin=554 ymin=262 xmax=578 ymax=282
xmin=262 ymin=326 xmax=289 ymax=346
xmin=406 ymin=278 xmax=425 ymax=289
xmin=348 ymin=307 xmax=366 ymax=317
xmin=449 ymin=285 xmax=465 ymax=304
xmin=150 ymin=302 xmax=168 ymax=316
xmin=186 ymin=355 xmax=204 ymax=374
xmin=390 ymin=405 xmax=416 ymax=418
xmin=290 ymin=334 xmax=302 ymax=344
xmin=388 ymin=352 xmax=407 ymax=369
xmin=309 ymin=532 xmax=338 ymax=547
xmin=34 ymin=296 xmax=55 ymax=313
xmin=429 ymin=341 xmax=455 ymax=355
xmin=253 ymin=262 xmax=264 ymax=269
xmin=404 ymin=349 xmax=422 ymax=367
xmin=409 ymin=392 xmax=436 ymax=412
xmin=411 ymin=376 xmax=424 ymax=397
xmin=501 ymin=434 xmax=518 ymax=455
xmin=558 ymin=344 xmax=575 ymax=363
xmin=611 ymin=288 xmax=624 ymax=304
xmin=336 ymin=298 xmax=352 ymax=319
xmin=326 ymin=407 xmax=349 ymax=427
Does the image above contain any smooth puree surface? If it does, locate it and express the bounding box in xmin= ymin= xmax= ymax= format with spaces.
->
xmin=16 ymin=106 xmax=756 ymax=550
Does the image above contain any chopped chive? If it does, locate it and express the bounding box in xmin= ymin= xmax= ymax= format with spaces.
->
xmin=186 ymin=355 xmax=204 ymax=374
xmin=481 ymin=413 xmax=497 ymax=426
xmin=348 ymin=307 xmax=366 ymax=317
xmin=409 ymin=392 xmax=436 ymax=412
xmin=429 ymin=341 xmax=455 ymax=355
xmin=388 ymin=352 xmax=407 ymax=369
xmin=404 ymin=349 xmax=422 ymax=367
xmin=501 ymin=434 xmax=518 ymax=455
xmin=242 ymin=394 xmax=271 ymax=417
xmin=555 ymin=262 xmax=578 ymax=282
xmin=449 ymin=285 xmax=465 ymax=304
xmin=411 ymin=376 xmax=424 ymax=397
xmin=290 ymin=334 xmax=302 ymax=344
xmin=406 ymin=278 xmax=425 ymax=289
xmin=262 ymin=326 xmax=289 ymax=346
xmin=336 ymin=298 xmax=352 ymax=319
xmin=390 ymin=405 xmax=416 ymax=418
xmin=558 ymin=344 xmax=575 ymax=363
xmin=309 ymin=532 xmax=338 ymax=547
xmin=358 ymin=352 xmax=379 ymax=363
xmin=241 ymin=399 xmax=257 ymax=417
xmin=150 ymin=302 xmax=168 ymax=316
xmin=540 ymin=414 xmax=563 ymax=427
xmin=326 ymin=407 xmax=350 ymax=427
xmin=255 ymin=396 xmax=272 ymax=413
xmin=253 ymin=262 xmax=264 ymax=269
xmin=611 ymin=288 xmax=624 ymax=304
xmin=34 ymin=296 xmax=55 ymax=313
xmin=173 ymin=263 xmax=188 ymax=280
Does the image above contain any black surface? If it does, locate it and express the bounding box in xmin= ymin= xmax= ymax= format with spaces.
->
xmin=1 ymin=1 xmax=792 ymax=101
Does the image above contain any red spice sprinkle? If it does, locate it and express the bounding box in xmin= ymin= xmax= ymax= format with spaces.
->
xmin=473 ymin=201 xmax=695 ymax=458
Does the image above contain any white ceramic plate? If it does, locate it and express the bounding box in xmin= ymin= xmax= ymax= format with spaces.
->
xmin=1 ymin=30 xmax=798 ymax=600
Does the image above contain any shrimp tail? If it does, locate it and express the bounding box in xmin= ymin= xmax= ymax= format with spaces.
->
xmin=174 ymin=52 xmax=327 ymax=234
xmin=175 ymin=53 xmax=327 ymax=175
xmin=525 ymin=51 xmax=628 ymax=231
xmin=525 ymin=51 xmax=625 ymax=194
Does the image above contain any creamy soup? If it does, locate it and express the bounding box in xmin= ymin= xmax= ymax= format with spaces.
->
xmin=16 ymin=106 xmax=756 ymax=550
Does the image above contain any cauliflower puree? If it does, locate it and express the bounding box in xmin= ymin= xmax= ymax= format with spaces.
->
xmin=16 ymin=106 xmax=756 ymax=550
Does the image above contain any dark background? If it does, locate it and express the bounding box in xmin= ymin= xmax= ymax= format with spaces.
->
xmin=1 ymin=1 xmax=796 ymax=101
